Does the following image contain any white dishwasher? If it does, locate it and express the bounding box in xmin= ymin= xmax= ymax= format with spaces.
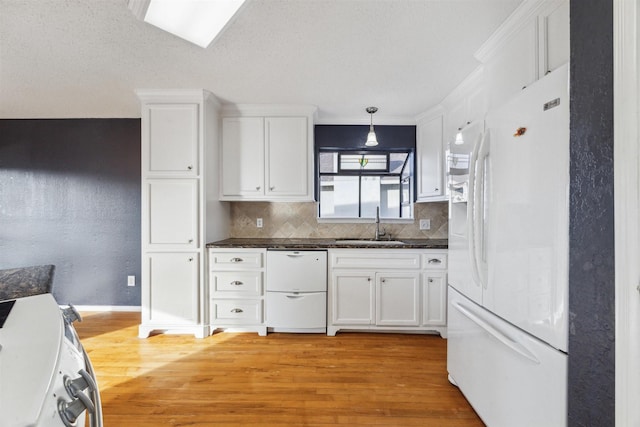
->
xmin=266 ymin=250 xmax=327 ymax=333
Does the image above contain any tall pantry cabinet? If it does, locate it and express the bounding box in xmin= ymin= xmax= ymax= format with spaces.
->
xmin=137 ymin=90 xmax=230 ymax=339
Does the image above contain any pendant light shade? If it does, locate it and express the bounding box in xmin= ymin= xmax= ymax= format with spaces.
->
xmin=454 ymin=128 xmax=464 ymax=145
xmin=365 ymin=106 xmax=379 ymax=147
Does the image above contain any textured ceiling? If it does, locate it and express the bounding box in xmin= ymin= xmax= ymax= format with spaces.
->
xmin=0 ymin=0 xmax=522 ymax=122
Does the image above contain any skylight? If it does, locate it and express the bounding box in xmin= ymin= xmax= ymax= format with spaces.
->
xmin=128 ymin=0 xmax=246 ymax=48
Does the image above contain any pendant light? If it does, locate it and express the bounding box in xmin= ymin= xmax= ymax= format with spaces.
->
xmin=365 ymin=106 xmax=379 ymax=147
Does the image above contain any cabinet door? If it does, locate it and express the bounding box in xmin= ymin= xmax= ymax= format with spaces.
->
xmin=144 ymin=104 xmax=199 ymax=175
xmin=145 ymin=252 xmax=199 ymax=325
xmin=146 ymin=179 xmax=198 ymax=248
xmin=265 ymin=117 xmax=309 ymax=198
xmin=221 ymin=117 xmax=265 ymax=197
xmin=485 ymin=19 xmax=538 ymax=110
xmin=542 ymin=1 xmax=569 ymax=74
xmin=375 ymin=272 xmax=420 ymax=326
xmin=331 ymin=271 xmax=374 ymax=325
xmin=416 ymin=115 xmax=444 ymax=200
xmin=422 ymin=272 xmax=447 ymax=325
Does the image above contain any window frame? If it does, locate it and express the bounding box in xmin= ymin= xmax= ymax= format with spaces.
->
xmin=317 ymin=149 xmax=413 ymax=219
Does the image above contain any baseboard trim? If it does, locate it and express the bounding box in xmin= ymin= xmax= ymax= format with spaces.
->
xmin=72 ymin=305 xmax=141 ymax=312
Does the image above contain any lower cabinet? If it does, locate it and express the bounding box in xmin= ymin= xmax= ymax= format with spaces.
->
xmin=328 ymin=249 xmax=447 ymax=337
xmin=208 ymin=248 xmax=267 ymax=336
xmin=139 ymin=252 xmax=203 ymax=338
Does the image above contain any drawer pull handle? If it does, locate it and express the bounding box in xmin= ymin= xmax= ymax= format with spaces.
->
xmin=230 ymin=258 xmax=243 ymax=263
xmin=428 ymin=258 xmax=442 ymax=264
xmin=230 ymin=281 xmax=243 ymax=286
xmin=231 ymin=308 xmax=244 ymax=313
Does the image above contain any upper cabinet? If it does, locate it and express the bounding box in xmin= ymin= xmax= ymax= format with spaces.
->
xmin=416 ymin=110 xmax=445 ymax=202
xmin=143 ymin=103 xmax=199 ymax=176
xmin=475 ymin=0 xmax=569 ymax=110
xmin=220 ymin=105 xmax=316 ymax=202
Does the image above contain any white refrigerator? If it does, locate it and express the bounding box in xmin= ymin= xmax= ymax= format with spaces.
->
xmin=447 ymin=63 xmax=569 ymax=427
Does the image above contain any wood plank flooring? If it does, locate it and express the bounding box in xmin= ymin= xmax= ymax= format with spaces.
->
xmin=75 ymin=312 xmax=483 ymax=426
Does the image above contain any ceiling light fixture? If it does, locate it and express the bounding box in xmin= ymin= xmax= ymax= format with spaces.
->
xmin=128 ymin=0 xmax=247 ymax=48
xmin=365 ymin=106 xmax=379 ymax=147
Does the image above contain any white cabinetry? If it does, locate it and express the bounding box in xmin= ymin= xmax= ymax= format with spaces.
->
xmin=328 ymin=249 xmax=447 ymax=336
xmin=475 ymin=0 xmax=569 ymax=110
xmin=208 ymin=248 xmax=267 ymax=336
xmin=138 ymin=90 xmax=230 ymax=339
xmin=416 ymin=111 xmax=445 ymax=201
xmin=220 ymin=106 xmax=316 ymax=201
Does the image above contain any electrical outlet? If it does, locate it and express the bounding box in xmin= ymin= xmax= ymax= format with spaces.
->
xmin=419 ymin=219 xmax=431 ymax=230
xmin=257 ymin=218 xmax=263 ymax=228
xmin=127 ymin=275 xmax=135 ymax=287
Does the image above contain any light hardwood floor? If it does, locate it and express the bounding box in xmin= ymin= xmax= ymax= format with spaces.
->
xmin=75 ymin=312 xmax=483 ymax=426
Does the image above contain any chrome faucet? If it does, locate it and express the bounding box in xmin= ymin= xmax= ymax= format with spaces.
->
xmin=375 ymin=207 xmax=386 ymax=240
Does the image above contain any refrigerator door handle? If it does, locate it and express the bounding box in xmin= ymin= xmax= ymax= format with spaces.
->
xmin=474 ymin=131 xmax=490 ymax=289
xmin=468 ymin=131 xmax=485 ymax=290
xmin=451 ymin=299 xmax=540 ymax=364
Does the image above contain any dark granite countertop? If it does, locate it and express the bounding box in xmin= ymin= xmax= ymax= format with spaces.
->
xmin=206 ymin=238 xmax=448 ymax=250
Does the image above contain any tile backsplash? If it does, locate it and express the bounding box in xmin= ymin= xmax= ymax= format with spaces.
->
xmin=229 ymin=201 xmax=448 ymax=239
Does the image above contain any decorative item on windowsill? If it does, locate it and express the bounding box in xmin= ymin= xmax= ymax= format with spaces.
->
xmin=365 ymin=106 xmax=379 ymax=147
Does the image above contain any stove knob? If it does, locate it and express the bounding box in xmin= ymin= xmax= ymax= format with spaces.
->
xmin=62 ymin=304 xmax=82 ymax=324
xmin=58 ymin=393 xmax=95 ymax=426
xmin=64 ymin=369 xmax=97 ymax=397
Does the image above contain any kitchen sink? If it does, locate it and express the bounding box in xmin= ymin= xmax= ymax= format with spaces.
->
xmin=336 ymin=239 xmax=406 ymax=245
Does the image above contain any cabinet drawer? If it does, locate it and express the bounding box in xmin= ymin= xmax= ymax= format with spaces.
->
xmin=330 ymin=250 xmax=421 ymax=270
xmin=422 ymin=253 xmax=447 ymax=270
xmin=209 ymin=250 xmax=264 ymax=269
xmin=210 ymin=299 xmax=263 ymax=324
xmin=210 ymin=272 xmax=263 ymax=296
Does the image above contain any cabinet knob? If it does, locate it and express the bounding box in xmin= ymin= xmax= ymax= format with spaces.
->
xmin=187 ymin=165 xmax=193 ymax=170
xmin=435 ymin=188 xmax=439 ymax=191
xmin=230 ymin=257 xmax=243 ymax=263
xmin=230 ymin=281 xmax=243 ymax=286
xmin=381 ymin=279 xmax=386 ymax=283
xmin=256 ymin=186 xmax=261 ymax=191
xmin=429 ymin=278 xmax=434 ymax=283
xmin=188 ymin=257 xmax=194 ymax=262
xmin=367 ymin=277 xmax=372 ymax=282
xmin=231 ymin=308 xmax=244 ymax=314
xmin=188 ymin=239 xmax=193 ymax=243
xmin=270 ymin=186 xmax=275 ymax=191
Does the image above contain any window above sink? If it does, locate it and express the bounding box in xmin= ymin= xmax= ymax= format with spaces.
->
xmin=314 ymin=124 xmax=417 ymax=221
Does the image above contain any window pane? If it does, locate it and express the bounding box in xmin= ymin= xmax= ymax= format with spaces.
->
xmin=319 ymin=176 xmax=359 ymax=218
xmin=380 ymin=176 xmax=400 ymax=218
xmin=389 ymin=153 xmax=408 ymax=174
xmin=340 ymin=154 xmax=387 ymax=171
xmin=319 ymin=152 xmax=338 ymax=173
xmin=361 ymin=176 xmax=381 ymax=217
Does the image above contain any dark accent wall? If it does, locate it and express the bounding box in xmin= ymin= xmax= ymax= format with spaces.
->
xmin=0 ymin=119 xmax=141 ymax=306
xmin=568 ymin=1 xmax=615 ymax=425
